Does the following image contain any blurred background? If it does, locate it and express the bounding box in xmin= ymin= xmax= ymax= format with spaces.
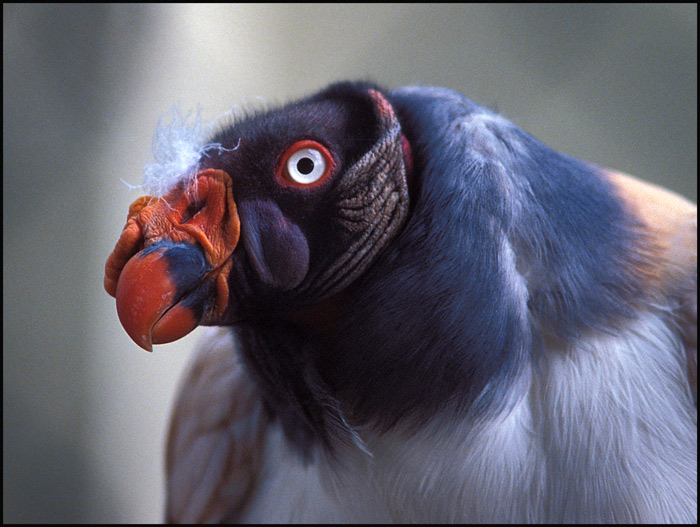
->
xmin=4 ymin=4 xmax=696 ymax=523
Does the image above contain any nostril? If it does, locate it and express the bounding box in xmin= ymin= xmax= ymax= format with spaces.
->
xmin=181 ymin=201 xmax=205 ymax=224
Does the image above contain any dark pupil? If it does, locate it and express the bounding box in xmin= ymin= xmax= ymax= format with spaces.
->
xmin=297 ymin=157 xmax=315 ymax=175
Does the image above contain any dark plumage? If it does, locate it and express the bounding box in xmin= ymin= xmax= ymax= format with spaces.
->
xmin=105 ymin=82 xmax=696 ymax=523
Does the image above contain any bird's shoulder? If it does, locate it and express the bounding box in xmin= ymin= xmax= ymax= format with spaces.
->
xmin=606 ymin=170 xmax=697 ymax=401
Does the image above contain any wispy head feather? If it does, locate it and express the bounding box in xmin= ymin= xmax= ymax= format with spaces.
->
xmin=142 ymin=106 xmax=227 ymax=197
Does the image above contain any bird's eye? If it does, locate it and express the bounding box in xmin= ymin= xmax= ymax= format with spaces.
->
xmin=278 ymin=140 xmax=334 ymax=187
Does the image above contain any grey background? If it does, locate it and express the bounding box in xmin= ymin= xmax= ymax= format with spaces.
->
xmin=4 ymin=4 xmax=696 ymax=523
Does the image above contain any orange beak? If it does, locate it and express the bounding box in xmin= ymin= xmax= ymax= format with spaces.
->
xmin=104 ymin=169 xmax=240 ymax=351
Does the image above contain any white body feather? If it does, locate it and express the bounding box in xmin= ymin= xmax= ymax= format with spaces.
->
xmin=237 ymin=309 xmax=696 ymax=522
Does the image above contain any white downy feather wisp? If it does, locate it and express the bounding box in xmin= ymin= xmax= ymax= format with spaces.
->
xmin=141 ymin=107 xmax=233 ymax=197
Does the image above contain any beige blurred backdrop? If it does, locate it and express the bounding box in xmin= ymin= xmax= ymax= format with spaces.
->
xmin=3 ymin=4 xmax=696 ymax=523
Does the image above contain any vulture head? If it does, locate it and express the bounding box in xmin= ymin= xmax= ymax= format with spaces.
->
xmin=105 ymin=84 xmax=410 ymax=349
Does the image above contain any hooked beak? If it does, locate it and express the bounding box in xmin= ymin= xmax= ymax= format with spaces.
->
xmin=104 ymin=169 xmax=240 ymax=351
xmin=114 ymin=241 xmax=210 ymax=350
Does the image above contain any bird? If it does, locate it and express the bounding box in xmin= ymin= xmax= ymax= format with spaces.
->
xmin=104 ymin=82 xmax=697 ymax=523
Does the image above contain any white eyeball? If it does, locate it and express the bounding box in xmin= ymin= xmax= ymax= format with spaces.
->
xmin=286 ymin=147 xmax=328 ymax=184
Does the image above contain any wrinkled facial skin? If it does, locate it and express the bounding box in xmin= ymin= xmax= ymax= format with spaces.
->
xmin=105 ymin=86 xmax=411 ymax=351
xmin=104 ymin=169 xmax=240 ymax=350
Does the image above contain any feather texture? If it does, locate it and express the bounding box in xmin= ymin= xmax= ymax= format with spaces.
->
xmin=166 ymin=328 xmax=269 ymax=523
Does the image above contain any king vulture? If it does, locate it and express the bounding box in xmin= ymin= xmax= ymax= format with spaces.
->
xmin=105 ymin=82 xmax=697 ymax=523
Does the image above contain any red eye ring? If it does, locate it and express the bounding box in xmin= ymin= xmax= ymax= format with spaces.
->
xmin=276 ymin=140 xmax=336 ymax=188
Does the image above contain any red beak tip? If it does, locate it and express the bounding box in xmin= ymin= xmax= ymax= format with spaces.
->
xmin=115 ymin=249 xmax=177 ymax=351
xmin=136 ymin=336 xmax=154 ymax=352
